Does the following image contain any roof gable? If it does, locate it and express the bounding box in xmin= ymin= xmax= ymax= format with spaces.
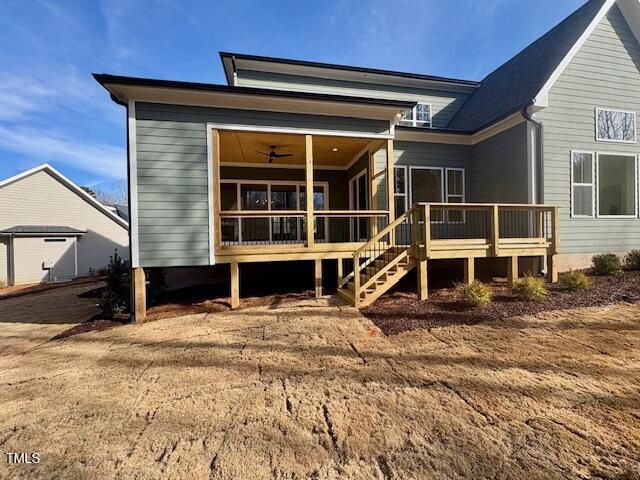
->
xmin=0 ymin=164 xmax=128 ymax=229
xmin=447 ymin=0 xmax=610 ymax=132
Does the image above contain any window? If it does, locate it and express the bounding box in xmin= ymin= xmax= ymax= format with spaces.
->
xmin=596 ymin=153 xmax=637 ymax=217
xmin=571 ymin=151 xmax=595 ymax=217
xmin=446 ymin=168 xmax=465 ymax=222
xmin=44 ymin=238 xmax=67 ymax=242
xmin=410 ymin=167 xmax=444 ymax=221
xmin=596 ymin=108 xmax=636 ymax=143
xmin=400 ymin=102 xmax=432 ymax=128
xmin=393 ymin=166 xmax=407 ymax=218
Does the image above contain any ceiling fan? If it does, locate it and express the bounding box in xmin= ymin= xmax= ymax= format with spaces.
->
xmin=256 ymin=145 xmax=293 ymax=163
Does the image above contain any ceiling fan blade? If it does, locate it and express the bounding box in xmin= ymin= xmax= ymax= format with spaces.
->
xmin=256 ymin=151 xmax=273 ymax=156
xmin=272 ymin=153 xmax=293 ymax=158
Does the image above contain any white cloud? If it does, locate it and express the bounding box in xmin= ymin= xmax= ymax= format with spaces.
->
xmin=0 ymin=125 xmax=126 ymax=180
xmin=0 ymin=67 xmax=121 ymax=125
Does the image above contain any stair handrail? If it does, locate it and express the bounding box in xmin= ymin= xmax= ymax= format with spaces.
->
xmin=349 ymin=205 xmax=419 ymax=303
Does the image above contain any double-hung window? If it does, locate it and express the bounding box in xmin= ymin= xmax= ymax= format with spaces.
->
xmin=446 ymin=168 xmax=465 ymax=223
xmin=595 ymin=108 xmax=636 ymax=143
xmin=400 ymin=102 xmax=432 ymax=128
xmin=393 ymin=166 xmax=407 ymax=218
xmin=570 ymin=151 xmax=595 ymax=217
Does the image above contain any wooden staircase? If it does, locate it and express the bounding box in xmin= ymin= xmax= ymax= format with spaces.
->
xmin=337 ymin=207 xmax=418 ymax=308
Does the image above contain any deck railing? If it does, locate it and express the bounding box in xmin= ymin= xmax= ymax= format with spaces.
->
xmin=219 ymin=210 xmax=389 ymax=247
xmin=413 ymin=203 xmax=558 ymax=257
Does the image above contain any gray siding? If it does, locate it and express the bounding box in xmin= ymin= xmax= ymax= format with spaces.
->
xmin=136 ymin=102 xmax=386 ymax=266
xmin=537 ymin=5 xmax=640 ymax=254
xmin=236 ymin=69 xmax=469 ymax=129
xmin=470 ymin=122 xmax=529 ymax=203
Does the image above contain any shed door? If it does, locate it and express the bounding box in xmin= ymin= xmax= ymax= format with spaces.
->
xmin=13 ymin=237 xmax=76 ymax=284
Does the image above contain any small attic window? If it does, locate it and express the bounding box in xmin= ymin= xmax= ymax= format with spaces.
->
xmin=596 ymin=108 xmax=636 ymax=143
xmin=400 ymin=102 xmax=432 ymax=128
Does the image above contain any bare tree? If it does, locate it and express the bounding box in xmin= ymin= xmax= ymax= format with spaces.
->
xmin=95 ymin=180 xmax=128 ymax=206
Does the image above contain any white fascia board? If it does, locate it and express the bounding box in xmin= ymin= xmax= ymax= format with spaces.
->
xmin=533 ymin=0 xmax=616 ymax=107
xmin=107 ymin=84 xmax=409 ymax=123
xmin=0 ymin=163 xmax=129 ymax=230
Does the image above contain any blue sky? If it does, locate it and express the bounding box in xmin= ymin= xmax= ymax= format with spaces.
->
xmin=0 ymin=0 xmax=585 ymax=190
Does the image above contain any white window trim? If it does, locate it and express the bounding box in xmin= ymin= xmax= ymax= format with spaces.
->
xmin=393 ymin=166 xmax=408 ymax=214
xmin=445 ymin=168 xmax=466 ymax=224
xmin=400 ymin=102 xmax=432 ymax=128
xmin=594 ymin=107 xmax=637 ymax=144
xmin=570 ymin=150 xmax=596 ymax=219
xmin=595 ymin=151 xmax=638 ymax=219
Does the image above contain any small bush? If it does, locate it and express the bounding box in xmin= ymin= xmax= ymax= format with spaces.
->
xmin=456 ymin=280 xmax=492 ymax=307
xmin=513 ymin=276 xmax=548 ymax=301
xmin=591 ymin=253 xmax=622 ymax=276
xmin=99 ymin=249 xmax=130 ymax=319
xmin=560 ymin=270 xmax=591 ymax=291
xmin=624 ymin=250 xmax=640 ymax=271
xmin=0 ymin=280 xmax=6 ymax=289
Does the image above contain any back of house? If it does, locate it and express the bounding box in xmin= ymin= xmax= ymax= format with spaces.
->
xmin=0 ymin=165 xmax=129 ymax=285
xmin=95 ymin=0 xmax=640 ymax=316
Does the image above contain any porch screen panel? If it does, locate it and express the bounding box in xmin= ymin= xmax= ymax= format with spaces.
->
xmin=271 ymin=185 xmax=299 ymax=242
xmin=241 ymin=184 xmax=269 ymax=242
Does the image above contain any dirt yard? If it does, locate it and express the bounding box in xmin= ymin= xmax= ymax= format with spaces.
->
xmin=0 ymin=290 xmax=639 ymax=479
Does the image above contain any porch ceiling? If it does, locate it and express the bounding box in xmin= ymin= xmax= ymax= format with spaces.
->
xmin=219 ymin=130 xmax=372 ymax=168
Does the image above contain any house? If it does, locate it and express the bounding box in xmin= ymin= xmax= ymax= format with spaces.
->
xmin=95 ymin=0 xmax=640 ymax=318
xmin=0 ymin=164 xmax=129 ymax=286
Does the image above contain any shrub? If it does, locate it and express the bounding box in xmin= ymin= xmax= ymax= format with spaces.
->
xmin=513 ymin=276 xmax=548 ymax=301
xmin=99 ymin=249 xmax=130 ymax=319
xmin=456 ymin=280 xmax=492 ymax=307
xmin=591 ymin=253 xmax=622 ymax=276
xmin=0 ymin=280 xmax=6 ymax=289
xmin=560 ymin=270 xmax=591 ymax=291
xmin=624 ymin=250 xmax=640 ymax=271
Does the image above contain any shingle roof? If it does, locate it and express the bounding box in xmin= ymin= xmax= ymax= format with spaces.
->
xmin=447 ymin=0 xmax=607 ymax=132
xmin=0 ymin=225 xmax=86 ymax=235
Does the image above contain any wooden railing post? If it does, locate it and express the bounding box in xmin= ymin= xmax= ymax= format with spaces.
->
xmin=353 ymin=252 xmax=360 ymax=307
xmin=305 ymin=135 xmax=314 ymax=248
xmin=551 ymin=206 xmax=559 ymax=254
xmin=386 ymin=139 xmax=395 ymax=245
xmin=410 ymin=207 xmax=418 ymax=258
xmin=423 ymin=204 xmax=431 ymax=259
xmin=490 ymin=205 xmax=500 ymax=256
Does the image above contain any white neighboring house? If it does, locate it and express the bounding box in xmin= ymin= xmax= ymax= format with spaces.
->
xmin=0 ymin=164 xmax=129 ymax=286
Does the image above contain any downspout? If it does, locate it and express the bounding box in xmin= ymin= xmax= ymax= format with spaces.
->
xmin=521 ymin=103 xmax=544 ymax=204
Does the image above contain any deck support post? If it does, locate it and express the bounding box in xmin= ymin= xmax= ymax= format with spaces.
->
xmin=305 ymin=135 xmax=314 ymax=248
xmin=132 ymin=267 xmax=146 ymax=322
xmin=417 ymin=259 xmax=428 ymax=300
xmin=507 ymin=256 xmax=518 ymax=286
xmin=230 ymin=262 xmax=240 ymax=309
xmin=490 ymin=205 xmax=500 ymax=256
xmin=314 ymin=259 xmax=322 ymax=297
xmin=336 ymin=258 xmax=343 ymax=288
xmin=547 ymin=254 xmax=558 ymax=283
xmin=464 ymin=257 xmax=475 ymax=284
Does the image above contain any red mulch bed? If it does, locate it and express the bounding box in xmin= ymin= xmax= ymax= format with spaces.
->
xmin=51 ymin=316 xmax=129 ymax=341
xmin=362 ymin=271 xmax=640 ymax=335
